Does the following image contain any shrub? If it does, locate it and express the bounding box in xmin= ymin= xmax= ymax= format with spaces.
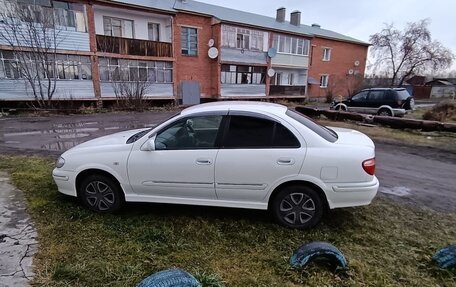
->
xmin=422 ymin=100 xmax=456 ymax=122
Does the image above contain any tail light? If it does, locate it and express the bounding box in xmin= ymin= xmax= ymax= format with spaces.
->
xmin=362 ymin=158 xmax=376 ymax=175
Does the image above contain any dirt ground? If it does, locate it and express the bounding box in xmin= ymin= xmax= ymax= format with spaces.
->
xmin=0 ymin=111 xmax=455 ymax=212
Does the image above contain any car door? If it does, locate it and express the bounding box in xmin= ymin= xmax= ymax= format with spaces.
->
xmin=366 ymin=90 xmax=385 ymax=112
xmin=214 ymin=113 xmax=304 ymax=203
xmin=127 ymin=114 xmax=224 ymax=199
xmin=347 ymin=90 xmax=369 ymax=113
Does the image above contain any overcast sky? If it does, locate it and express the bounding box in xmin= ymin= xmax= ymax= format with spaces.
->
xmin=198 ymin=0 xmax=456 ymax=72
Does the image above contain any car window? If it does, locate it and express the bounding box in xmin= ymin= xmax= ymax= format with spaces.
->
xmin=286 ymin=109 xmax=338 ymax=143
xmin=351 ymin=91 xmax=368 ymax=101
xmin=368 ymin=90 xmax=384 ymax=101
xmin=396 ymin=89 xmax=411 ymax=100
xmin=155 ymin=115 xmax=223 ymax=150
xmin=222 ymin=115 xmax=300 ymax=148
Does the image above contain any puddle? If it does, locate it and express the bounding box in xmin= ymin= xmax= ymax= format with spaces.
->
xmin=41 ymin=141 xmax=85 ymax=151
xmin=379 ymin=186 xmax=411 ymax=197
xmin=2 ymin=122 xmax=159 ymax=151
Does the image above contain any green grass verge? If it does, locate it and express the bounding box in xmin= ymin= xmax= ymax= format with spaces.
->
xmin=0 ymin=156 xmax=455 ymax=287
xmin=319 ymin=119 xmax=456 ymax=152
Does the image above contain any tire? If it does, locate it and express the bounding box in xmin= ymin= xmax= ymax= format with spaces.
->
xmin=289 ymin=241 xmax=348 ymax=270
xmin=271 ymin=185 xmax=324 ymax=229
xmin=79 ymin=174 xmax=124 ymax=213
xmin=377 ymin=108 xmax=392 ymax=117
xmin=335 ymin=105 xmax=346 ymax=111
xmin=137 ymin=268 xmax=200 ymax=287
xmin=433 ymin=245 xmax=456 ymax=269
xmin=404 ymin=97 xmax=415 ymax=110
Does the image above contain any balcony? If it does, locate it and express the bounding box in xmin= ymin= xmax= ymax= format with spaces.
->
xmin=96 ymin=35 xmax=173 ymax=58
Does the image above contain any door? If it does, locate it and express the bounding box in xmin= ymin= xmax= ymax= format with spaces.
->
xmin=215 ymin=114 xmax=305 ymax=202
xmin=348 ymin=90 xmax=369 ymax=113
xmin=367 ymin=90 xmax=386 ymax=110
xmin=127 ymin=115 xmax=223 ymax=199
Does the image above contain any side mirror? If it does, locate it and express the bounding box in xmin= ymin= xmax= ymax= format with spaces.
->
xmin=141 ymin=136 xmax=156 ymax=151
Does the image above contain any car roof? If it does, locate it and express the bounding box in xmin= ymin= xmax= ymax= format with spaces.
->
xmin=181 ymin=101 xmax=288 ymax=116
xmin=362 ymin=88 xmax=406 ymax=91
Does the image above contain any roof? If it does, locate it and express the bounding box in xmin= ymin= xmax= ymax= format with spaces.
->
xmin=109 ymin=0 xmax=176 ymax=13
xmin=173 ymin=0 xmax=369 ymax=45
xmin=425 ymin=79 xmax=455 ymax=86
xmin=110 ymin=0 xmax=369 ymax=46
xmin=181 ymin=101 xmax=287 ymax=115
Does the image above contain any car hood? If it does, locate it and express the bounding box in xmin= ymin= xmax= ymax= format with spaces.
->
xmin=330 ymin=127 xmax=375 ymax=148
xmin=67 ymin=129 xmax=146 ymax=151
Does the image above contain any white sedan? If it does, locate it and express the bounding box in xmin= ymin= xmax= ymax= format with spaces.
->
xmin=53 ymin=101 xmax=378 ymax=229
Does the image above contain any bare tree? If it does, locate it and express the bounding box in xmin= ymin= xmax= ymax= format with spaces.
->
xmin=369 ymin=19 xmax=454 ymax=86
xmin=0 ymin=0 xmax=63 ymax=108
xmin=112 ymin=69 xmax=151 ymax=110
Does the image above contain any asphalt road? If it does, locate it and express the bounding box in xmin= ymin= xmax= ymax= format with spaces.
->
xmin=0 ymin=111 xmax=454 ymax=212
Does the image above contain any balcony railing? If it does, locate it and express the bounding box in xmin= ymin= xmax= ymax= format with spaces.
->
xmin=96 ymin=35 xmax=173 ymax=58
xmin=270 ymin=85 xmax=306 ymax=96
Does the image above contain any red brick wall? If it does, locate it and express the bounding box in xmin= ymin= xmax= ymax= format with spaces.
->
xmin=173 ymin=13 xmax=220 ymax=99
xmin=308 ymin=37 xmax=368 ymax=99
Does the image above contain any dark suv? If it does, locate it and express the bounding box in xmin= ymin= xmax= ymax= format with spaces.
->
xmin=331 ymin=88 xmax=414 ymax=117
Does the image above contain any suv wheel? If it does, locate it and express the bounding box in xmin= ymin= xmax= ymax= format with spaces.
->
xmin=404 ymin=97 xmax=415 ymax=110
xmin=377 ymin=108 xmax=392 ymax=117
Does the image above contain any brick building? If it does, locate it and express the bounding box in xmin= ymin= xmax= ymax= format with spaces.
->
xmin=0 ymin=0 xmax=369 ymax=105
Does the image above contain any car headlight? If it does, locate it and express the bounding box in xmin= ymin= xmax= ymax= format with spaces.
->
xmin=55 ymin=157 xmax=65 ymax=168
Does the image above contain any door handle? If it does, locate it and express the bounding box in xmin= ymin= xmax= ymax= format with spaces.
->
xmin=277 ymin=158 xmax=295 ymax=165
xmin=196 ymin=158 xmax=212 ymax=165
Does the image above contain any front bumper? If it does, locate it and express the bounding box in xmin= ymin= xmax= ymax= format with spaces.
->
xmin=52 ymin=168 xmax=77 ymax=197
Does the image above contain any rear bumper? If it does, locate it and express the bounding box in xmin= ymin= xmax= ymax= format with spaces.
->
xmin=52 ymin=168 xmax=77 ymax=197
xmin=326 ymin=176 xmax=379 ymax=209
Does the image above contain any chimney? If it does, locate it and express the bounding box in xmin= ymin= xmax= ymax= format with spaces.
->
xmin=311 ymin=23 xmax=321 ymax=28
xmin=290 ymin=11 xmax=301 ymax=26
xmin=276 ymin=7 xmax=286 ymax=23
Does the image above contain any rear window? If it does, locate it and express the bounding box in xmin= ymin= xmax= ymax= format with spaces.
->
xmin=286 ymin=109 xmax=338 ymax=143
xmin=396 ymin=89 xmax=411 ymax=100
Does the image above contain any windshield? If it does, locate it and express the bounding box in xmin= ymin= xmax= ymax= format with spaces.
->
xmin=286 ymin=109 xmax=338 ymax=143
xmin=126 ymin=112 xmax=181 ymax=144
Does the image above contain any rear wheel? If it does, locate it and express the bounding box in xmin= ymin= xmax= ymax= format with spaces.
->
xmin=79 ymin=175 xmax=124 ymax=213
xmin=271 ymin=185 xmax=324 ymax=229
xmin=377 ymin=108 xmax=392 ymax=117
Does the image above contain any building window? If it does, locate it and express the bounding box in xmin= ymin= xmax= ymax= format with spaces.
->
xmin=181 ymin=27 xmax=198 ymax=56
xmin=148 ymin=23 xmax=160 ymax=41
xmin=322 ymin=48 xmax=331 ymax=61
xmin=320 ymin=75 xmax=329 ymax=88
xmin=272 ymin=34 xmax=309 ymax=56
xmin=221 ymin=64 xmax=266 ymax=84
xmin=103 ymin=16 xmax=134 ymax=38
xmin=15 ymin=0 xmax=87 ymax=32
xmin=236 ymin=28 xmax=250 ymax=49
xmin=222 ymin=25 xmax=264 ymax=51
xmin=98 ymin=58 xmax=172 ymax=83
xmin=0 ymin=50 xmax=91 ymax=80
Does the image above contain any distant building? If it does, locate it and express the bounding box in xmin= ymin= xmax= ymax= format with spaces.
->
xmin=0 ymin=0 xmax=369 ymax=105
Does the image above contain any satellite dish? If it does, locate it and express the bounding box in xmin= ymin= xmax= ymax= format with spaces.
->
xmin=354 ymin=60 xmax=360 ymax=67
xmin=208 ymin=39 xmax=215 ymax=47
xmin=348 ymin=69 xmax=354 ymax=75
xmin=208 ymin=47 xmax=219 ymax=59
xmin=267 ymin=48 xmax=277 ymax=58
xmin=267 ymin=68 xmax=275 ymax=77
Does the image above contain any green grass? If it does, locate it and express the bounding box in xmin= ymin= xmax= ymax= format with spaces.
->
xmin=319 ymin=119 xmax=456 ymax=152
xmin=0 ymin=156 xmax=455 ymax=287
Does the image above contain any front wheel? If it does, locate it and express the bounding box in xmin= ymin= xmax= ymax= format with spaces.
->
xmin=377 ymin=108 xmax=392 ymax=117
xmin=79 ymin=175 xmax=124 ymax=213
xmin=271 ymin=185 xmax=324 ymax=229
